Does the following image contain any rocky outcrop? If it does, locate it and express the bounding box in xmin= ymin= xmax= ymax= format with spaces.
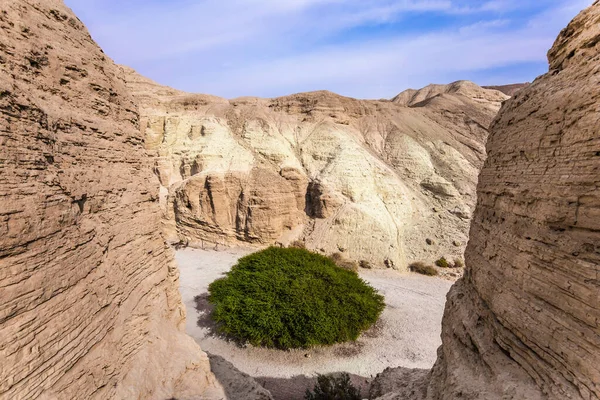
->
xmin=392 ymin=80 xmax=507 ymax=108
xmin=124 ymin=70 xmax=508 ymax=270
xmin=0 ymin=1 xmax=223 ymax=399
xmin=208 ymin=354 xmax=274 ymax=400
xmin=375 ymin=2 xmax=600 ymax=399
xmin=482 ymin=83 xmax=530 ymax=96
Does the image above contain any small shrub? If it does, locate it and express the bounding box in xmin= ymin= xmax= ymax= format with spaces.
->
xmin=305 ymin=373 xmax=361 ymax=400
xmin=290 ymin=240 xmax=306 ymax=249
xmin=453 ymin=258 xmax=464 ymax=269
xmin=435 ymin=257 xmax=450 ymax=268
xmin=208 ymin=247 xmax=385 ymax=349
xmin=330 ymin=252 xmax=344 ymax=264
xmin=359 ymin=260 xmax=373 ymax=269
xmin=330 ymin=252 xmax=359 ymax=273
xmin=409 ymin=262 xmax=438 ymax=276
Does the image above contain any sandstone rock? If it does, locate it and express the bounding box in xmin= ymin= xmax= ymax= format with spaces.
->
xmin=370 ymin=368 xmax=430 ymax=399
xmin=207 ymin=354 xmax=274 ymax=400
xmin=482 ymin=83 xmax=530 ymax=96
xmin=123 ymin=70 xmax=508 ymax=270
xmin=392 ymin=80 xmax=507 ymax=109
xmin=375 ymin=2 xmax=600 ymax=399
xmin=0 ymin=1 xmax=222 ymax=399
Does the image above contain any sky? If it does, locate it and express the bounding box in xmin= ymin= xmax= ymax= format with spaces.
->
xmin=64 ymin=0 xmax=593 ymax=99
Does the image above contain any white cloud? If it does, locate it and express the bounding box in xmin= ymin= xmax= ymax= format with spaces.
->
xmin=64 ymin=0 xmax=595 ymax=98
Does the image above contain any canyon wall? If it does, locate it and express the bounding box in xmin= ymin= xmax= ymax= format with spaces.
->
xmin=124 ymin=70 xmax=508 ymax=270
xmin=376 ymin=2 xmax=600 ymax=399
xmin=0 ymin=1 xmax=222 ymax=399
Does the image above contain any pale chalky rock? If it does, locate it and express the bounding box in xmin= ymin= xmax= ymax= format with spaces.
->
xmin=0 ymin=1 xmax=223 ymax=399
xmin=123 ymin=70 xmax=508 ymax=270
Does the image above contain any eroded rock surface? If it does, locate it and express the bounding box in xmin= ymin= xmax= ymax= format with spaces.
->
xmin=124 ymin=70 xmax=508 ymax=270
xmin=482 ymin=83 xmax=530 ymax=96
xmin=375 ymin=2 xmax=600 ymax=399
xmin=0 ymin=1 xmax=222 ymax=399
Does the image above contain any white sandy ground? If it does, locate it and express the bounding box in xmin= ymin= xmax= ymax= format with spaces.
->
xmin=176 ymin=248 xmax=452 ymax=380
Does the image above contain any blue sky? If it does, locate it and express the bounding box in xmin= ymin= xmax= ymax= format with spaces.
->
xmin=64 ymin=0 xmax=593 ymax=99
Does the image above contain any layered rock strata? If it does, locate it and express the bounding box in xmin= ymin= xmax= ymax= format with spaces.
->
xmin=376 ymin=2 xmax=600 ymax=399
xmin=124 ymin=71 xmax=509 ymax=270
xmin=0 ymin=1 xmax=222 ymax=399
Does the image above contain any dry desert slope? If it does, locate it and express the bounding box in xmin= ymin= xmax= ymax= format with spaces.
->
xmin=123 ymin=70 xmax=509 ymax=271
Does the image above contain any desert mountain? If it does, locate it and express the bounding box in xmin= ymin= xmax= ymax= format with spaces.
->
xmin=374 ymin=2 xmax=600 ymax=398
xmin=0 ymin=1 xmax=222 ymax=399
xmin=482 ymin=83 xmax=530 ymax=96
xmin=123 ymin=70 xmax=509 ymax=270
xmin=392 ymin=80 xmax=507 ymax=107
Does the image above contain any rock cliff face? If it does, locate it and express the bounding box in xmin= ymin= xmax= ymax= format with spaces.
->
xmin=376 ymin=2 xmax=600 ymax=399
xmin=0 ymin=1 xmax=222 ymax=399
xmin=124 ymin=71 xmax=508 ymax=270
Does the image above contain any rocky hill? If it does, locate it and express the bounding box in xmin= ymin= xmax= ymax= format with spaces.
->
xmin=123 ymin=71 xmax=509 ymax=270
xmin=0 ymin=1 xmax=222 ymax=399
xmin=374 ymin=2 xmax=600 ymax=399
xmin=482 ymin=83 xmax=530 ymax=96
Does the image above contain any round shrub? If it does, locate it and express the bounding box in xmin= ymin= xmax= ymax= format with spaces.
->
xmin=435 ymin=257 xmax=450 ymax=268
xmin=208 ymin=247 xmax=385 ymax=349
xmin=409 ymin=262 xmax=438 ymax=276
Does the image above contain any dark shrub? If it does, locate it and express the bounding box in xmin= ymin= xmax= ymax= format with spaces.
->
xmin=330 ymin=252 xmax=344 ymax=264
xmin=435 ymin=257 xmax=450 ymax=268
xmin=409 ymin=262 xmax=438 ymax=276
xmin=305 ymin=373 xmax=361 ymax=400
xmin=208 ymin=247 xmax=385 ymax=349
xmin=359 ymin=260 xmax=373 ymax=269
xmin=330 ymin=252 xmax=359 ymax=273
xmin=290 ymin=240 xmax=307 ymax=249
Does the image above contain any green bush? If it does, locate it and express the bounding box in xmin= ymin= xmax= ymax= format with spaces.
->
xmin=409 ymin=262 xmax=438 ymax=276
xmin=435 ymin=257 xmax=450 ymax=268
xmin=305 ymin=373 xmax=361 ymax=400
xmin=208 ymin=247 xmax=385 ymax=349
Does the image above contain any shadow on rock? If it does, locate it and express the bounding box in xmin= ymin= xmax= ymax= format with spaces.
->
xmin=208 ymin=353 xmax=274 ymax=400
xmin=256 ymin=374 xmax=372 ymax=400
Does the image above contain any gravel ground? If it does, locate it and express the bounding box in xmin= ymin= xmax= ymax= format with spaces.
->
xmin=176 ymin=247 xmax=452 ymax=382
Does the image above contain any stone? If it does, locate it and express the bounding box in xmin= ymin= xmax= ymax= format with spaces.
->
xmin=374 ymin=2 xmax=600 ymax=399
xmin=0 ymin=1 xmax=222 ymax=399
xmin=208 ymin=354 xmax=273 ymax=400
xmin=123 ymin=70 xmax=508 ymax=270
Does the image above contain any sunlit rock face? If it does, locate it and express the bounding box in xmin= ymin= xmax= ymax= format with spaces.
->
xmin=373 ymin=2 xmax=600 ymax=399
xmin=124 ymin=69 xmax=508 ymax=270
xmin=0 ymin=1 xmax=223 ymax=399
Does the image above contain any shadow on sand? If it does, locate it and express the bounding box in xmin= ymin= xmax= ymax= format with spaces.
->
xmin=194 ymin=293 xmax=250 ymax=346
xmin=255 ymin=374 xmax=372 ymax=400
